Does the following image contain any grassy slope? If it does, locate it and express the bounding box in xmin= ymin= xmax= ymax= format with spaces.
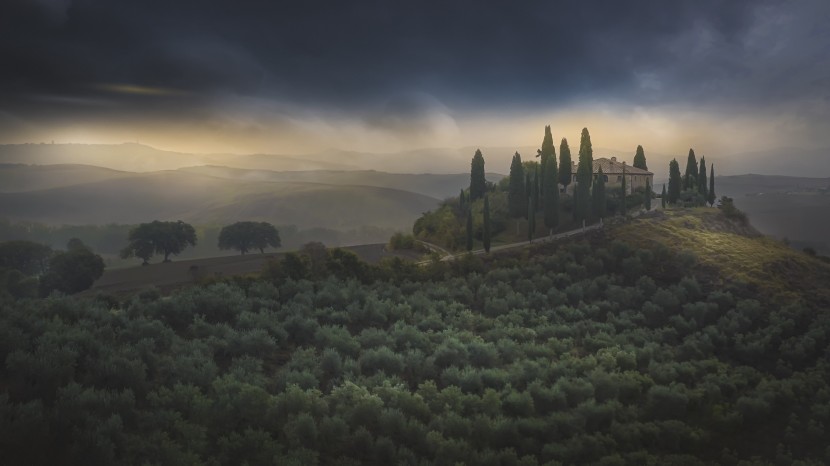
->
xmin=609 ymin=207 xmax=830 ymax=307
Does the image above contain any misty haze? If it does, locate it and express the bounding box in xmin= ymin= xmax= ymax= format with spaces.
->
xmin=1 ymin=1 xmax=829 ymax=465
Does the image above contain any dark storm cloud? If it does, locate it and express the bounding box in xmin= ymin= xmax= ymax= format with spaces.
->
xmin=0 ymin=0 xmax=825 ymax=122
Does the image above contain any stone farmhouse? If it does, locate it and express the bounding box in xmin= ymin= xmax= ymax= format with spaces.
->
xmin=564 ymin=157 xmax=653 ymax=194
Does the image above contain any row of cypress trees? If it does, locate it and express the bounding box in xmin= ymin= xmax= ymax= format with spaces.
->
xmin=666 ymin=149 xmax=716 ymax=206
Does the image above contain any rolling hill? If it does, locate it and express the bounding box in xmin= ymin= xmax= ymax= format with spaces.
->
xmin=0 ymin=170 xmax=440 ymax=230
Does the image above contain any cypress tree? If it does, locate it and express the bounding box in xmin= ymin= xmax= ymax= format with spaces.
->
xmin=525 ymin=172 xmax=532 ymax=219
xmin=538 ymin=125 xmax=556 ymax=186
xmin=661 ymin=184 xmax=667 ymax=208
xmin=527 ymin=195 xmax=535 ymax=242
xmin=668 ymin=159 xmax=682 ymax=204
xmin=533 ymin=166 xmax=541 ymax=212
xmin=621 ymin=163 xmax=627 ymax=216
xmin=508 ymin=152 xmax=526 ymax=234
xmin=684 ymin=148 xmax=698 ymax=191
xmin=459 ymin=189 xmax=466 ymax=212
xmin=633 ymin=145 xmax=648 ymax=170
xmin=470 ymin=149 xmax=486 ymax=201
xmin=645 ymin=178 xmax=652 ymax=211
xmin=708 ymin=164 xmax=716 ymax=206
xmin=592 ymin=167 xmax=606 ymax=219
xmin=483 ymin=195 xmax=491 ymax=252
xmin=543 ymin=153 xmax=559 ymax=235
xmin=698 ymin=156 xmax=708 ymax=199
xmin=558 ymin=138 xmax=572 ymax=190
xmin=575 ymin=128 xmax=594 ymax=222
xmin=465 ymin=210 xmax=473 ymax=251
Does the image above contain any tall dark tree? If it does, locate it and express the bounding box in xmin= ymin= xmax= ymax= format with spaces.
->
xmin=470 ymin=149 xmax=487 ymax=201
xmin=633 ymin=145 xmax=648 ymax=170
xmin=662 ymin=184 xmax=667 ymax=208
xmin=620 ymin=164 xmax=627 ymax=216
xmin=558 ymin=138 xmax=573 ymax=190
xmin=483 ymin=196 xmax=491 ymax=253
xmin=543 ymin=154 xmax=559 ymax=235
xmin=508 ymin=152 xmax=526 ymax=234
xmin=527 ymin=195 xmax=535 ymax=243
xmin=532 ymin=167 xmax=541 ymax=212
xmin=592 ymin=167 xmax=606 ymax=219
xmin=668 ymin=159 xmax=682 ymax=204
xmin=465 ymin=210 xmax=473 ymax=252
xmin=708 ymin=164 xmax=716 ymax=207
xmin=0 ymin=240 xmax=53 ymax=275
xmin=698 ymin=156 xmax=708 ymax=198
xmin=575 ymin=128 xmax=594 ymax=222
xmin=218 ymin=221 xmax=281 ymax=255
xmin=645 ymin=178 xmax=652 ymax=211
xmin=537 ymin=125 xmax=556 ymax=191
xmin=459 ymin=189 xmax=466 ymax=212
xmin=684 ymin=148 xmax=698 ymax=191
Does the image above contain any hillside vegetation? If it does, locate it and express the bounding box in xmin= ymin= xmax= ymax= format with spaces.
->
xmin=1 ymin=209 xmax=828 ymax=465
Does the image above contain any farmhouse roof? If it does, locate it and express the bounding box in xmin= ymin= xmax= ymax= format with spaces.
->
xmin=572 ymin=157 xmax=653 ymax=175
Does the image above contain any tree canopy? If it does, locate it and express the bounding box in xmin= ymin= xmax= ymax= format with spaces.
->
xmin=507 ymin=152 xmax=527 ymax=224
xmin=558 ymin=138 xmax=573 ymax=188
xmin=121 ymin=220 xmax=197 ymax=263
xmin=684 ymin=148 xmax=698 ymax=191
xmin=633 ymin=145 xmax=648 ymax=170
xmin=543 ymin=153 xmax=559 ymax=234
xmin=218 ymin=221 xmax=281 ymax=255
xmin=470 ymin=149 xmax=487 ymax=201
xmin=668 ymin=159 xmax=682 ymax=204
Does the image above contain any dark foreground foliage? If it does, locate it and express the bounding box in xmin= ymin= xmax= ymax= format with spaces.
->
xmin=1 ymin=240 xmax=829 ymax=465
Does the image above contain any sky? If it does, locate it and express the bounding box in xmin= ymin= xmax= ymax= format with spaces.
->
xmin=1 ymin=0 xmax=829 ymax=170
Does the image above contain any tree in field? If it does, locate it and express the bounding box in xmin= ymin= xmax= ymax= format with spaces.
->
xmin=459 ymin=189 xmax=466 ymax=212
xmin=668 ymin=159 xmax=682 ymax=204
xmin=39 ymin=239 xmax=104 ymax=295
xmin=121 ymin=220 xmax=197 ymax=263
xmin=708 ymin=164 xmax=716 ymax=206
xmin=662 ymin=184 xmax=667 ymax=208
xmin=218 ymin=221 xmax=281 ymax=255
xmin=508 ymin=152 xmax=526 ymax=234
xmin=645 ymin=178 xmax=652 ymax=211
xmin=470 ymin=149 xmax=486 ymax=201
xmin=698 ymin=156 xmax=708 ymax=198
xmin=537 ymin=125 xmax=556 ymax=191
xmin=574 ymin=128 xmax=594 ymax=222
xmin=633 ymin=145 xmax=648 ymax=170
xmin=592 ymin=167 xmax=606 ymax=219
xmin=483 ymin=196 xmax=491 ymax=253
xmin=543 ymin=153 xmax=559 ymax=235
xmin=559 ymin=138 xmax=572 ymax=190
xmin=465 ymin=210 xmax=473 ymax=252
xmin=0 ymin=240 xmax=52 ymax=275
xmin=620 ymin=164 xmax=627 ymax=216
xmin=684 ymin=148 xmax=698 ymax=191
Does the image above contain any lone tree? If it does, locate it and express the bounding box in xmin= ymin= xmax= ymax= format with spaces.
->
xmin=470 ymin=149 xmax=487 ymax=201
xmin=537 ymin=125 xmax=556 ymax=189
xmin=218 ymin=221 xmax=281 ymax=255
xmin=662 ymin=184 xmax=667 ymax=208
xmin=483 ymin=195 xmax=491 ymax=253
xmin=592 ymin=167 xmax=606 ymax=219
xmin=633 ymin=145 xmax=648 ymax=170
xmin=559 ymin=138 xmax=573 ymax=191
xmin=645 ymin=178 xmax=652 ymax=211
xmin=708 ymin=164 xmax=716 ymax=206
xmin=684 ymin=148 xmax=698 ymax=191
xmin=121 ymin=220 xmax=197 ymax=263
xmin=574 ymin=128 xmax=594 ymax=222
xmin=465 ymin=210 xmax=474 ymax=252
xmin=668 ymin=159 xmax=682 ymax=204
xmin=508 ymin=152 xmax=527 ymax=234
xmin=459 ymin=189 xmax=466 ymax=211
xmin=698 ymin=156 xmax=708 ymax=198
xmin=543 ymin=153 xmax=559 ymax=235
